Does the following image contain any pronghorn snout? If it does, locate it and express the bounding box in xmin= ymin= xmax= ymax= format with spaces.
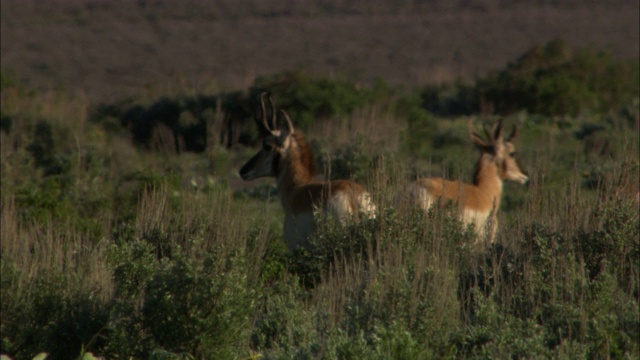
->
xmin=239 ymin=168 xmax=255 ymax=181
xmin=508 ymin=168 xmax=529 ymax=184
xmin=516 ymin=173 xmax=529 ymax=184
xmin=239 ymin=148 xmax=276 ymax=181
xmin=504 ymin=156 xmax=528 ymax=185
xmin=239 ymin=159 xmax=258 ymax=180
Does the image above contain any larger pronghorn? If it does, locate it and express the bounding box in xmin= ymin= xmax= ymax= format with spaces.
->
xmin=239 ymin=93 xmax=376 ymax=251
xmin=405 ymin=119 xmax=528 ymax=243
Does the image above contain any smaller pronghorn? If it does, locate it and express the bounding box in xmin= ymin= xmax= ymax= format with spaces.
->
xmin=239 ymin=93 xmax=376 ymax=251
xmin=404 ymin=119 xmax=528 ymax=243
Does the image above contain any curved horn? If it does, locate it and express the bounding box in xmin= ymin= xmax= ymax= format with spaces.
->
xmin=492 ymin=118 xmax=504 ymax=142
xmin=257 ymin=92 xmax=271 ymax=133
xmin=268 ymin=94 xmax=277 ymax=130
xmin=280 ymin=109 xmax=295 ymax=136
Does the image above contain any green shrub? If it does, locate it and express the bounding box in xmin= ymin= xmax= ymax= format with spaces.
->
xmin=575 ymin=198 xmax=639 ymax=295
xmin=461 ymin=289 xmax=550 ymax=359
xmin=26 ymin=120 xmax=70 ymax=176
xmin=250 ymin=277 xmax=315 ymax=353
xmin=475 ymin=39 xmax=639 ymax=116
xmin=421 ymin=79 xmax=477 ymax=116
xmin=288 ymin=206 xmax=470 ymax=357
xmin=0 ymin=271 xmax=110 ymax=360
xmin=252 ymin=70 xmax=392 ymax=130
xmin=419 ymin=40 xmax=639 ymax=117
xmin=90 ymin=71 xmax=392 ymax=152
xmin=14 ymin=177 xmax=107 ymax=238
xmin=142 ymin=249 xmax=255 ymax=358
xmin=396 ymin=93 xmax=438 ymax=158
xmin=317 ymin=135 xmax=374 ymax=184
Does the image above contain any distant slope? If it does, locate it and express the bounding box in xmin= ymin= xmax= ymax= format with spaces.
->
xmin=1 ymin=0 xmax=638 ymax=102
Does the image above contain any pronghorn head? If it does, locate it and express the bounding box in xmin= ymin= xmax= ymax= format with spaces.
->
xmin=239 ymin=93 xmax=295 ymax=181
xmin=469 ymin=119 xmax=529 ymax=184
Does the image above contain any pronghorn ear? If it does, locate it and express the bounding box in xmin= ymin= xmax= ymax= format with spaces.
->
xmin=468 ymin=119 xmax=487 ymax=147
xmin=279 ymin=110 xmax=295 ymax=137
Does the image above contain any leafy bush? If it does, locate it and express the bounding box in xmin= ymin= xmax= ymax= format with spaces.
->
xmin=575 ymin=198 xmax=639 ymax=295
xmin=420 ymin=40 xmax=639 ymax=117
xmin=114 ymin=96 xmax=213 ymax=152
xmin=421 ymin=79 xmax=477 ymax=116
xmin=475 ymin=39 xmax=639 ymax=116
xmin=142 ymin=249 xmax=254 ymax=358
xmin=0 ymin=269 xmax=110 ymax=359
xmin=252 ymin=70 xmax=392 ymax=130
xmin=395 ymin=93 xmax=438 ymax=158
xmin=316 ymin=136 xmax=374 ymax=185
xmin=89 ymin=71 xmax=393 ymax=153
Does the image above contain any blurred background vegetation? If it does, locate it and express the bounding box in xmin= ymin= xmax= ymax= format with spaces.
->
xmin=1 ymin=0 xmax=638 ymax=101
xmin=1 ymin=1 xmax=638 ymax=359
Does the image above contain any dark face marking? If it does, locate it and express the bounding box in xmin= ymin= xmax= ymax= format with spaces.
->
xmin=239 ymin=134 xmax=286 ymax=180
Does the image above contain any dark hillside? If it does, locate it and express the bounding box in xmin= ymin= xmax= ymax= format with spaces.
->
xmin=1 ymin=0 xmax=638 ymax=101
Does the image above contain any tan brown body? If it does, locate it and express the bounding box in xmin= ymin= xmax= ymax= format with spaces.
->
xmin=240 ymin=94 xmax=375 ymax=251
xmin=407 ymin=120 xmax=528 ymax=242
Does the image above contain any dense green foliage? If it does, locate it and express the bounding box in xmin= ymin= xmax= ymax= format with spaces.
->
xmin=89 ymin=70 xmax=391 ymax=153
xmin=476 ymin=39 xmax=639 ymax=116
xmin=253 ymin=70 xmax=392 ymax=130
xmin=424 ymin=39 xmax=640 ymax=117
xmin=1 ymin=43 xmax=638 ymax=359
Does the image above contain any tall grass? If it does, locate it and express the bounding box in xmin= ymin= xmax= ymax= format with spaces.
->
xmin=2 ymin=148 xmax=638 ymax=358
xmin=1 ymin=195 xmax=113 ymax=358
xmin=1 ymin=78 xmax=638 ymax=358
xmin=246 ymin=150 xmax=638 ymax=358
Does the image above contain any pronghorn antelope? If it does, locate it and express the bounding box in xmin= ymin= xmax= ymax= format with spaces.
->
xmin=239 ymin=93 xmax=376 ymax=251
xmin=404 ymin=119 xmax=528 ymax=243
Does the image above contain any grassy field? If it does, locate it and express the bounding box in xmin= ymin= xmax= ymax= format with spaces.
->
xmin=1 ymin=1 xmax=639 ymax=359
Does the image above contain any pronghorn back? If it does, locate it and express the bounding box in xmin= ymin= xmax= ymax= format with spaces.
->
xmin=413 ymin=177 xmax=496 ymax=213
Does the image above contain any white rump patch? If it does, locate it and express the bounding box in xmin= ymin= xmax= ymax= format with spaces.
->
xmin=399 ymin=183 xmax=435 ymax=211
xmin=327 ymin=191 xmax=377 ymax=220
xmin=328 ymin=192 xmax=353 ymax=220
xmin=357 ymin=192 xmax=377 ymax=219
